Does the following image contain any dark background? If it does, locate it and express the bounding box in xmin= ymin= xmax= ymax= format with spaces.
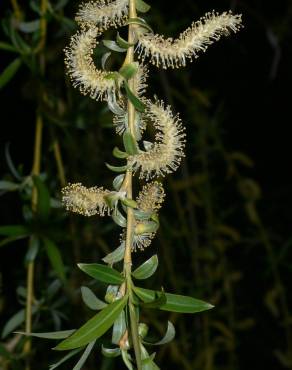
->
xmin=1 ymin=0 xmax=292 ymax=369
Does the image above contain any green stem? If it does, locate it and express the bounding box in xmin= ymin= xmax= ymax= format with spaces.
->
xmin=122 ymin=0 xmax=142 ymax=369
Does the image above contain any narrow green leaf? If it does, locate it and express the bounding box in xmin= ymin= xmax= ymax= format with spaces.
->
xmin=112 ymin=309 xmax=126 ymax=345
xmin=43 ymin=238 xmax=66 ymax=282
xmin=81 ymin=286 xmax=107 ymax=310
xmin=0 ymin=42 xmax=18 ymax=52
xmin=113 ymin=174 xmax=125 ymax=191
xmin=121 ymin=349 xmax=134 ymax=370
xmin=113 ymin=147 xmax=128 ymax=159
xmin=16 ymin=330 xmax=75 ymax=339
xmin=103 ymin=40 xmax=126 ymax=52
xmin=132 ymin=255 xmax=158 ymax=280
xmin=106 ymin=163 xmax=128 ymax=173
xmin=18 ymin=20 xmax=40 ymax=33
xmin=5 ymin=143 xmax=22 ymax=180
xmin=72 ymin=340 xmax=96 ymax=370
xmin=102 ymin=242 xmax=125 ymax=264
xmin=2 ymin=306 xmax=37 ymax=338
xmin=119 ymin=62 xmax=139 ymax=80
xmin=49 ymin=348 xmax=83 ymax=370
xmin=78 ymin=263 xmax=124 ymax=284
xmin=0 ymin=180 xmax=19 ymax=191
xmin=127 ymin=17 xmax=153 ymax=33
xmin=32 ymin=175 xmax=50 ymax=219
xmin=25 ymin=235 xmax=40 ymax=263
xmin=0 ymin=225 xmax=29 ymax=237
xmin=124 ymin=81 xmax=146 ymax=113
xmin=112 ymin=210 xmax=127 ymax=228
xmin=121 ymin=198 xmax=137 ymax=208
xmin=136 ymin=0 xmax=151 ymax=13
xmin=0 ymin=58 xmax=21 ymax=89
xmin=101 ymin=345 xmax=121 ymax=358
xmin=0 ymin=235 xmax=28 ymax=247
xmin=144 ymin=321 xmax=175 ymax=346
xmin=123 ymin=131 xmax=139 ymax=155
xmin=101 ymin=51 xmax=111 ymax=69
xmin=134 ymin=287 xmax=214 ymax=313
xmin=116 ymin=32 xmax=135 ymax=49
xmin=54 ymin=295 xmax=128 ymax=350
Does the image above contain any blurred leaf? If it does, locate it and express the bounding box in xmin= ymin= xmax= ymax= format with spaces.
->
xmin=33 ymin=175 xmax=50 ymax=219
xmin=132 ymin=255 xmax=158 ymax=280
xmin=16 ymin=330 xmax=75 ymax=339
xmin=0 ymin=234 xmax=28 ymax=247
xmin=2 ymin=306 xmax=37 ymax=338
xmin=136 ymin=0 xmax=151 ymax=12
xmin=134 ymin=287 xmax=214 ymax=313
xmin=81 ymin=286 xmax=107 ymax=310
xmin=0 ymin=58 xmax=21 ymax=89
xmin=54 ymin=295 xmax=128 ymax=350
xmin=101 ymin=345 xmax=121 ymax=357
xmin=49 ymin=348 xmax=83 ymax=370
xmin=44 ymin=238 xmax=66 ymax=282
xmin=0 ymin=42 xmax=18 ymax=52
xmin=78 ymin=263 xmax=125 ymax=284
xmin=25 ymin=235 xmax=40 ymax=262
xmin=124 ymin=81 xmax=146 ymax=112
xmin=72 ymin=340 xmax=96 ymax=370
xmin=5 ymin=143 xmax=22 ymax=180
xmin=0 ymin=180 xmax=19 ymax=191
xmin=18 ymin=20 xmax=40 ymax=33
xmin=0 ymin=224 xmax=29 ymax=237
xmin=102 ymin=242 xmax=125 ymax=264
xmin=123 ymin=131 xmax=139 ymax=155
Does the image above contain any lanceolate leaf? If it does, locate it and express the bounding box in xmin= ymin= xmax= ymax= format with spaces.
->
xmin=106 ymin=163 xmax=128 ymax=173
xmin=123 ymin=131 xmax=139 ymax=155
xmin=43 ymin=238 xmax=66 ymax=282
xmin=72 ymin=340 xmax=96 ymax=370
xmin=144 ymin=321 xmax=175 ymax=346
xmin=0 ymin=225 xmax=30 ymax=237
xmin=112 ymin=309 xmax=126 ymax=345
xmin=132 ymin=255 xmax=158 ymax=280
xmin=102 ymin=242 xmax=125 ymax=264
xmin=0 ymin=58 xmax=22 ymax=89
xmin=136 ymin=0 xmax=151 ymax=13
xmin=81 ymin=286 xmax=107 ymax=310
xmin=54 ymin=295 xmax=128 ymax=350
xmin=133 ymin=287 xmax=214 ymax=313
xmin=49 ymin=348 xmax=83 ymax=370
xmin=123 ymin=81 xmax=146 ymax=113
xmin=103 ymin=40 xmax=126 ymax=52
xmin=16 ymin=330 xmax=75 ymax=339
xmin=1 ymin=306 xmax=38 ymax=339
xmin=78 ymin=263 xmax=124 ymax=284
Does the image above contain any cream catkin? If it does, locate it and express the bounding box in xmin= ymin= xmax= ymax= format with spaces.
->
xmin=76 ymin=0 xmax=128 ymax=29
xmin=62 ymin=183 xmax=111 ymax=216
xmin=136 ymin=11 xmax=242 ymax=68
xmin=64 ymin=27 xmax=121 ymax=101
xmin=129 ymin=99 xmax=186 ymax=179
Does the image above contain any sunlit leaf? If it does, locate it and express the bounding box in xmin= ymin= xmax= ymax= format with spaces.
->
xmin=132 ymin=255 xmax=158 ymax=280
xmin=78 ymin=263 xmax=124 ymax=284
xmin=54 ymin=295 xmax=128 ymax=350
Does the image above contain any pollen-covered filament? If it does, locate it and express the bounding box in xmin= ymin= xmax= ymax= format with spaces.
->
xmin=76 ymin=0 xmax=128 ymax=29
xmin=62 ymin=183 xmax=111 ymax=216
xmin=136 ymin=11 xmax=242 ymax=68
xmin=65 ymin=27 xmax=121 ymax=101
xmin=129 ymin=99 xmax=186 ymax=179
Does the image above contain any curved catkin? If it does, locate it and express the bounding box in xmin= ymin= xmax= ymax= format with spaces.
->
xmin=136 ymin=11 xmax=243 ymax=69
xmin=76 ymin=0 xmax=128 ymax=29
xmin=62 ymin=183 xmax=111 ymax=216
xmin=64 ymin=27 xmax=121 ymax=101
xmin=136 ymin=182 xmax=165 ymax=212
xmin=129 ymin=99 xmax=186 ymax=179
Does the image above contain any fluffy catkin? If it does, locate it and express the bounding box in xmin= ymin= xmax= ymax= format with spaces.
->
xmin=136 ymin=11 xmax=242 ymax=69
xmin=64 ymin=27 xmax=121 ymax=101
xmin=136 ymin=182 xmax=165 ymax=212
xmin=62 ymin=183 xmax=111 ymax=216
xmin=76 ymin=0 xmax=128 ymax=29
xmin=129 ymin=99 xmax=186 ymax=179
